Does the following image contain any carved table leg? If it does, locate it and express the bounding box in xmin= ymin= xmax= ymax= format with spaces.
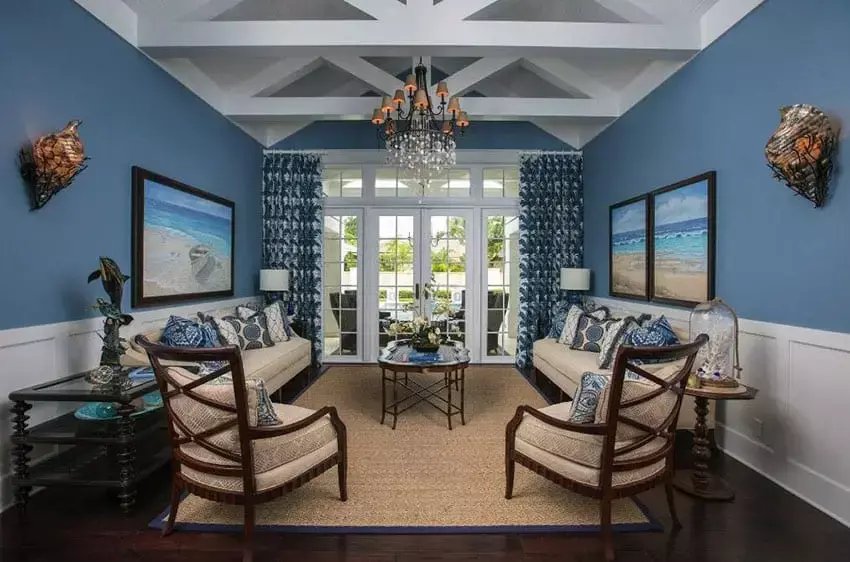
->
xmin=11 ymin=401 xmax=33 ymax=510
xmin=116 ymin=402 xmax=137 ymax=512
xmin=380 ymin=368 xmax=387 ymax=425
xmin=673 ymin=396 xmax=734 ymax=501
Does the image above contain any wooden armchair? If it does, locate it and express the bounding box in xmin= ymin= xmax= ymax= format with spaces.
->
xmin=135 ymin=336 xmax=348 ymax=562
xmin=505 ymin=335 xmax=707 ymax=561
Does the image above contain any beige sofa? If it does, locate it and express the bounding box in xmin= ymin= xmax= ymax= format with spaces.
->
xmin=123 ymin=326 xmax=312 ymax=396
xmin=532 ymin=331 xmax=713 ymax=430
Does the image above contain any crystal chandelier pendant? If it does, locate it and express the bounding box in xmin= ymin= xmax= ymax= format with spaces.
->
xmin=372 ymin=58 xmax=468 ymax=189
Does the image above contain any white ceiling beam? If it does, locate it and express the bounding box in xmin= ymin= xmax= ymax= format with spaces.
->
xmin=74 ymin=0 xmax=138 ymax=44
xmin=225 ymin=97 xmax=619 ymax=121
xmin=138 ymin=21 xmax=700 ymax=58
xmin=142 ymin=0 xmax=247 ymax=22
xmin=521 ymin=58 xmax=617 ymax=102
xmin=323 ymin=56 xmax=404 ymax=96
xmin=342 ymin=0 xmax=407 ymax=21
xmin=232 ymin=57 xmax=323 ymax=97
xmin=437 ymin=57 xmax=519 ymax=96
xmin=592 ymin=0 xmax=664 ymax=23
xmin=159 ymin=58 xmax=228 ymax=110
xmin=701 ymin=0 xmax=765 ymax=48
xmin=431 ymin=0 xmax=502 ymax=20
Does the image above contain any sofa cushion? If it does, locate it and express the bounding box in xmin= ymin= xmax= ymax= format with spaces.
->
xmin=241 ymin=336 xmax=311 ymax=386
xmin=533 ymin=339 xmax=602 ymax=391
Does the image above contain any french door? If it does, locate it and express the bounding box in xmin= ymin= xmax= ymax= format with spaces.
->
xmin=365 ymin=209 xmax=474 ymax=361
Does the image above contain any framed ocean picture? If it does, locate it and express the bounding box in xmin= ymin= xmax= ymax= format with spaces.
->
xmin=609 ymin=195 xmax=650 ymax=300
xmin=650 ymin=171 xmax=716 ymax=307
xmin=131 ymin=167 xmax=235 ymax=307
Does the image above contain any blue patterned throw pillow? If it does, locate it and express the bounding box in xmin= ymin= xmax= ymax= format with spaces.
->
xmin=570 ymin=315 xmax=612 ymax=353
xmin=597 ymin=316 xmax=641 ymax=369
xmin=214 ymin=314 xmax=275 ymax=351
xmin=568 ymin=370 xmax=644 ymax=423
xmin=161 ymin=316 xmax=218 ymax=348
xmin=625 ymin=316 xmax=680 ymax=364
xmin=546 ymin=301 xmax=572 ymax=339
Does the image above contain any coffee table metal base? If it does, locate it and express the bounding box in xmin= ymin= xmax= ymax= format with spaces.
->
xmin=380 ymin=368 xmax=466 ymax=430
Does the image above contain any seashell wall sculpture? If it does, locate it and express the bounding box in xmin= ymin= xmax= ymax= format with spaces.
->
xmin=18 ymin=120 xmax=89 ymax=210
xmin=765 ymin=104 xmax=837 ymax=208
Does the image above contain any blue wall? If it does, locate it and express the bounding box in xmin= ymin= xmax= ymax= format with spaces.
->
xmin=273 ymin=120 xmax=573 ymax=150
xmin=0 ymin=1 xmax=263 ymax=331
xmin=584 ymin=0 xmax=850 ymax=334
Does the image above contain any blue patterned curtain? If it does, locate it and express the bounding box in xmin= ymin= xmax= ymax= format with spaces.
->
xmin=516 ymin=153 xmax=583 ymax=369
xmin=262 ymin=152 xmax=324 ymax=365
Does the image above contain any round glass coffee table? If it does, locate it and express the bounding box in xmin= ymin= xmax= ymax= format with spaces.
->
xmin=377 ymin=340 xmax=470 ymax=430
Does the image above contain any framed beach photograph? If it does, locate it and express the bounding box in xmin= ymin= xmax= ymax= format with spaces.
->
xmin=650 ymin=171 xmax=716 ymax=307
xmin=609 ymin=195 xmax=650 ymax=300
xmin=131 ymin=167 xmax=235 ymax=307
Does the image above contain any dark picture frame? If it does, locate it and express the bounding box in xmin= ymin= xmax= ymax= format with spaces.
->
xmin=609 ymin=194 xmax=650 ymax=300
xmin=650 ymin=171 xmax=716 ymax=307
xmin=131 ymin=166 xmax=235 ymax=308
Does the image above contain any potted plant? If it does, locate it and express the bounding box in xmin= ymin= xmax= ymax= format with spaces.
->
xmin=386 ymin=314 xmax=444 ymax=352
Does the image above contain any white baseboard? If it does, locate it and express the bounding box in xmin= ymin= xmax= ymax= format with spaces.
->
xmin=0 ymin=295 xmax=259 ymax=513
xmin=594 ymin=296 xmax=850 ymax=528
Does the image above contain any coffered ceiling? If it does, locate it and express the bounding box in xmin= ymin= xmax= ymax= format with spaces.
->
xmin=75 ymin=0 xmax=764 ymax=147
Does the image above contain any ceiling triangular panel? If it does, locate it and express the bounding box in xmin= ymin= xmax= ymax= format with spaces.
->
xmin=467 ymin=0 xmax=628 ymax=22
xmin=214 ymin=0 xmax=375 ymax=21
xmin=272 ymin=60 xmax=375 ymax=97
xmin=478 ymin=65 xmax=580 ymax=98
xmin=190 ymin=55 xmax=283 ymax=89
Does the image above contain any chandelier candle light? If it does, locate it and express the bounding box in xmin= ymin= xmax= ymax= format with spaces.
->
xmin=372 ymin=58 xmax=470 ymax=186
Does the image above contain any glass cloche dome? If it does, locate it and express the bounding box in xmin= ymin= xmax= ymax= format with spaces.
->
xmin=689 ymin=298 xmax=743 ymax=388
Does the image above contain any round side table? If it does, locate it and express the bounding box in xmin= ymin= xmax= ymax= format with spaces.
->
xmin=673 ymin=383 xmax=758 ymax=501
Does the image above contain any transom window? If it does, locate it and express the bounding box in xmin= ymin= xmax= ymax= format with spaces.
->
xmin=322 ymin=167 xmax=362 ymax=198
xmin=483 ymin=167 xmax=519 ymax=198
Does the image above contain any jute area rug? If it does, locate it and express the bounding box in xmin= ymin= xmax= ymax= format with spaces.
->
xmin=151 ymin=365 xmax=658 ymax=533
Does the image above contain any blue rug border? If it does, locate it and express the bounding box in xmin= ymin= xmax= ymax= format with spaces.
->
xmin=149 ymin=364 xmax=664 ymax=535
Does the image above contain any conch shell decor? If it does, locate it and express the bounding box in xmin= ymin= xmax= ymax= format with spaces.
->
xmin=18 ymin=120 xmax=89 ymax=210
xmin=765 ymin=104 xmax=837 ymax=208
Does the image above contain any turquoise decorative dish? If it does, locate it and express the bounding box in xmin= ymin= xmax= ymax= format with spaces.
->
xmin=74 ymin=392 xmax=163 ymax=421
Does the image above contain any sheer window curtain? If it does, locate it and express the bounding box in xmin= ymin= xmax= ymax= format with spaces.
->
xmin=516 ymin=153 xmax=584 ymax=369
xmin=262 ymin=152 xmax=324 ymax=365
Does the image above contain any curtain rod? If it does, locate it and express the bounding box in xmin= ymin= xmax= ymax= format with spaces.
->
xmin=519 ymin=150 xmax=582 ymax=156
xmin=263 ymin=149 xmax=328 ymax=155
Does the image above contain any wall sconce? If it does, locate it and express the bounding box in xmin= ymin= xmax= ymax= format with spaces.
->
xmin=18 ymin=120 xmax=89 ymax=210
xmin=765 ymin=104 xmax=837 ymax=208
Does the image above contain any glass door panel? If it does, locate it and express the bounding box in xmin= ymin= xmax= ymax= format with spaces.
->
xmin=423 ymin=211 xmax=472 ymax=349
xmin=323 ymin=213 xmax=360 ymax=359
xmin=484 ymin=213 xmax=519 ymax=358
xmin=378 ymin=213 xmax=418 ymax=348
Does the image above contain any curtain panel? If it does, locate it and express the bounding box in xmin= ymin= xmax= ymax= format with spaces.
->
xmin=262 ymin=152 xmax=324 ymax=365
xmin=516 ymin=153 xmax=584 ymax=369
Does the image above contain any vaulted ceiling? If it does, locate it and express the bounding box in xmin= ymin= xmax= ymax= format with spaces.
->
xmin=75 ymin=0 xmax=763 ymax=147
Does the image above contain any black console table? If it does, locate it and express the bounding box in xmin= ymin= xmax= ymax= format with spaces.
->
xmin=9 ymin=370 xmax=170 ymax=512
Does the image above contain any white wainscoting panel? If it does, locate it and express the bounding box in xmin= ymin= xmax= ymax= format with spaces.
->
xmin=593 ymin=297 xmax=850 ymax=528
xmin=0 ymin=296 xmax=259 ymax=513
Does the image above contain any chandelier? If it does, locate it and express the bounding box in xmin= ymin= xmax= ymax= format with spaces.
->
xmin=371 ymin=59 xmax=470 ymax=186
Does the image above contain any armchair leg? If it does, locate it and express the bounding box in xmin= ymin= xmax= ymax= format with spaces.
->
xmin=243 ymin=503 xmax=255 ymax=562
xmin=600 ymin=497 xmax=615 ymax=562
xmin=665 ymin=474 xmax=681 ymax=529
xmin=162 ymin=480 xmax=182 ymax=537
xmin=505 ymin=455 xmax=515 ymax=500
xmin=338 ymin=457 xmax=348 ymax=502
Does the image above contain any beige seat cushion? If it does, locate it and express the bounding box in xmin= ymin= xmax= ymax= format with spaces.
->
xmin=533 ymin=339 xmax=601 ymax=393
xmin=241 ymin=336 xmax=311 ymax=384
xmin=179 ymin=403 xmax=339 ymax=493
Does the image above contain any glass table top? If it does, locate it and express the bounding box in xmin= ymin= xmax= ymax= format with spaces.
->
xmin=9 ymin=367 xmax=159 ymax=403
xmin=378 ymin=340 xmax=470 ymax=367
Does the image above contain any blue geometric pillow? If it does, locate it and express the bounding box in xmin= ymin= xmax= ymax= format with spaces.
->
xmin=546 ymin=300 xmax=573 ymax=339
xmin=570 ymin=315 xmax=612 ymax=353
xmin=161 ymin=315 xmax=218 ymax=348
xmin=625 ymin=316 xmax=680 ymax=363
xmin=568 ymin=371 xmax=644 ymax=423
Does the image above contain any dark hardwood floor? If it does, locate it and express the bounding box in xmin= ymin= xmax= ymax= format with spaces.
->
xmin=3 ymin=367 xmax=849 ymax=562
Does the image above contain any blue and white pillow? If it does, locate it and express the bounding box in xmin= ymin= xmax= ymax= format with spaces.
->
xmin=201 ymin=369 xmax=281 ymax=427
xmin=570 ymin=315 xmax=613 ymax=353
xmin=546 ymin=300 xmax=572 ymax=339
xmin=161 ymin=315 xmax=218 ymax=348
xmin=625 ymin=316 xmax=680 ymax=364
xmin=568 ymin=370 xmax=643 ymax=423
xmin=558 ymin=305 xmax=608 ymax=345
xmin=597 ymin=316 xmax=641 ymax=369
xmin=238 ymin=302 xmax=289 ymax=342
